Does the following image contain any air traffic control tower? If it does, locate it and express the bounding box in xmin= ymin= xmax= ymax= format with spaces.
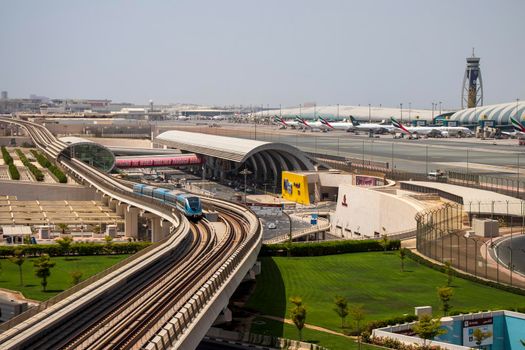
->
xmin=461 ymin=49 xmax=484 ymax=109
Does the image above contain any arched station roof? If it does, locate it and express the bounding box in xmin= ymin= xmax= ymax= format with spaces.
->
xmin=450 ymin=101 xmax=525 ymax=125
xmin=58 ymin=136 xmax=116 ymax=172
xmin=155 ymin=130 xmax=315 ymax=173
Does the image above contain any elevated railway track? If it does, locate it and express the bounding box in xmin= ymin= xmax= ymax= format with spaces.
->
xmin=0 ymin=116 xmax=262 ymax=350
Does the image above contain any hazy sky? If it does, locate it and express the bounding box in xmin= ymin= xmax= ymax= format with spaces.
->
xmin=1 ymin=0 xmax=523 ymax=109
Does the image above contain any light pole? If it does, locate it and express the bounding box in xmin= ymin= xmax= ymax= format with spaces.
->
xmin=408 ymin=102 xmax=411 ymax=122
xmin=337 ymin=104 xmax=340 ymax=119
xmin=368 ymin=104 xmax=371 ymax=123
xmin=239 ymin=168 xmax=252 ymax=205
xmin=283 ymin=211 xmax=293 ymax=255
xmin=431 ymin=102 xmax=435 ymax=120
xmin=425 ymin=145 xmax=429 ymax=175
xmin=439 ymin=101 xmax=442 ymax=115
xmin=400 ymin=103 xmax=403 ymax=123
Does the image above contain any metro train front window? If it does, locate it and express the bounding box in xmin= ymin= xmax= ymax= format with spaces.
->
xmin=187 ymin=198 xmax=200 ymax=210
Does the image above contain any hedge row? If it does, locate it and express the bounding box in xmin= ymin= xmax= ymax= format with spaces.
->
xmin=404 ymin=249 xmax=525 ymax=296
xmin=0 ymin=241 xmax=152 ymax=257
xmin=15 ymin=149 xmax=44 ymax=181
xmin=31 ymin=149 xmax=51 ymax=168
xmin=30 ymin=150 xmax=67 ymax=183
xmin=260 ymin=239 xmax=401 ymax=257
xmin=1 ymin=146 xmax=13 ymax=165
xmin=8 ymin=163 xmax=20 ymax=180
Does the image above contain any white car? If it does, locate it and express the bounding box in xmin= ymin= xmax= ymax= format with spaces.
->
xmin=267 ymin=222 xmax=277 ymax=229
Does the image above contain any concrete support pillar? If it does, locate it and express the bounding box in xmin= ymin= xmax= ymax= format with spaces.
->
xmin=108 ymin=198 xmax=117 ymax=211
xmin=161 ymin=219 xmax=172 ymax=237
xmin=125 ymin=206 xmax=140 ymax=239
xmin=151 ymin=217 xmax=162 ymax=242
xmin=212 ymin=307 xmax=232 ymax=326
xmin=101 ymin=194 xmax=110 ymax=206
xmin=116 ymin=202 xmax=126 ymax=217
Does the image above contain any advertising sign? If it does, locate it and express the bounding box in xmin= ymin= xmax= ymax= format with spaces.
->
xmin=462 ymin=317 xmax=493 ymax=347
xmin=311 ymin=214 xmax=318 ymax=225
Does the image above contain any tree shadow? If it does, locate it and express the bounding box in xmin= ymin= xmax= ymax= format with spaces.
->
xmin=44 ymin=289 xmax=64 ymax=293
xmin=253 ymin=257 xmax=286 ymax=337
xmin=25 ymin=284 xmax=38 ymax=287
xmin=64 ymin=257 xmax=81 ymax=261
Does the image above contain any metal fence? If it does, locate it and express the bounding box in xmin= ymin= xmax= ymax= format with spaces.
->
xmin=415 ymin=202 xmax=525 ymax=289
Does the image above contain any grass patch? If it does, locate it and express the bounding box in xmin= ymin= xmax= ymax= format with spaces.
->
xmin=0 ymin=255 xmax=129 ymax=300
xmin=250 ymin=317 xmax=379 ymax=350
xmin=247 ymin=252 xmax=525 ymax=334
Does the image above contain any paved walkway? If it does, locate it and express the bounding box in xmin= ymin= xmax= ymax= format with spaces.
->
xmin=260 ymin=315 xmax=357 ymax=340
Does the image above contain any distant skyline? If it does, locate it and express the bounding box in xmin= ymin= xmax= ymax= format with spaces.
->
xmin=1 ymin=0 xmax=523 ymax=109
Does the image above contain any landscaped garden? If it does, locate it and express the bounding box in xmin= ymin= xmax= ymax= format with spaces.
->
xmin=246 ymin=251 xmax=525 ymax=349
xmin=0 ymin=254 xmax=129 ymax=301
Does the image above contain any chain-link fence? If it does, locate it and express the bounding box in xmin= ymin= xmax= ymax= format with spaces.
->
xmin=415 ymin=202 xmax=525 ymax=289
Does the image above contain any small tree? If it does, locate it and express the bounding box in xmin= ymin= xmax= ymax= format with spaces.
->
xmin=412 ymin=314 xmax=447 ymax=347
xmin=56 ymin=236 xmax=73 ymax=257
xmin=333 ymin=295 xmax=349 ymax=328
xmin=9 ymin=249 xmax=25 ymax=286
xmin=70 ymin=270 xmax=83 ymax=286
xmin=399 ymin=248 xmax=406 ymax=271
xmin=437 ymin=287 xmax=453 ymax=316
xmin=472 ymin=328 xmax=492 ymax=348
xmin=104 ymin=235 xmax=113 ymax=254
xmin=33 ymin=254 xmax=56 ymax=291
xmin=290 ymin=296 xmax=306 ymax=341
xmin=57 ymin=223 xmax=69 ymax=235
xmin=444 ymin=261 xmax=453 ymax=286
xmin=351 ymin=304 xmax=366 ymax=349
xmin=380 ymin=234 xmax=389 ymax=253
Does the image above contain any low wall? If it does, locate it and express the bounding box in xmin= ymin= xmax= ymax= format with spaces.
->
xmin=0 ymin=181 xmax=97 ymax=200
xmin=331 ymin=184 xmax=419 ymax=239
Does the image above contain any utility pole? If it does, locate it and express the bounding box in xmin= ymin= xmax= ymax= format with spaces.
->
xmin=400 ymin=103 xmax=403 ymax=123
xmin=368 ymin=104 xmax=371 ymax=123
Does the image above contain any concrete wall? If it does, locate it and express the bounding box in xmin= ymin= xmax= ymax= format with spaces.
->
xmin=331 ymin=184 xmax=419 ymax=238
xmin=0 ymin=181 xmax=98 ymax=201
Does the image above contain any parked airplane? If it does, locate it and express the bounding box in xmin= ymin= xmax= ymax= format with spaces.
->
xmin=273 ymin=115 xmax=301 ymax=129
xmin=318 ymin=117 xmax=352 ymax=131
xmin=390 ymin=117 xmax=472 ymax=138
xmin=296 ymin=116 xmax=330 ymax=132
xmin=510 ymin=116 xmax=525 ymax=136
xmin=348 ymin=116 xmax=396 ymax=134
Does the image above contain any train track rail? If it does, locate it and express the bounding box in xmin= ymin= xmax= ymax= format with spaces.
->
xmin=0 ymin=116 xmax=262 ymax=350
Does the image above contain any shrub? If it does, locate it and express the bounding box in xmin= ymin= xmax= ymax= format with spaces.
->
xmin=1 ymin=146 xmax=13 ymax=165
xmin=15 ymin=149 xmax=44 ymax=181
xmin=0 ymin=242 xmax=152 ymax=257
xmin=364 ymin=314 xmax=418 ymax=333
xmin=260 ymin=239 xmax=401 ymax=257
xmin=30 ymin=150 xmax=67 ymax=183
xmin=8 ymin=163 xmax=20 ymax=180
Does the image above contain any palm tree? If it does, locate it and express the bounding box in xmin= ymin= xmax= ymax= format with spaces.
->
xmin=9 ymin=249 xmax=25 ymax=286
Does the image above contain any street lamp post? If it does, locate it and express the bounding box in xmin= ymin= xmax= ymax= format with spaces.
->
xmin=408 ymin=102 xmax=411 ymax=122
xmin=400 ymin=103 xmax=403 ymax=123
xmin=368 ymin=104 xmax=371 ymax=123
xmin=239 ymin=168 xmax=252 ymax=205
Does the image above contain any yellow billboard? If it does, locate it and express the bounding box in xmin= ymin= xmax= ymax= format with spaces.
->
xmin=282 ymin=171 xmax=310 ymax=205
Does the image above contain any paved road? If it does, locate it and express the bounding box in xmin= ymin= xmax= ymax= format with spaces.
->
xmin=156 ymin=122 xmax=525 ymax=177
xmin=495 ymin=235 xmax=525 ymax=276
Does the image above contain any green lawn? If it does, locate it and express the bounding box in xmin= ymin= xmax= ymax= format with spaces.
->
xmin=0 ymin=255 xmax=129 ymax=301
xmin=247 ymin=252 xmax=525 ymax=336
xmin=251 ymin=317 xmax=379 ymax=350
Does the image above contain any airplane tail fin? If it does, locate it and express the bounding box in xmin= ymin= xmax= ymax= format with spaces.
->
xmin=391 ymin=117 xmax=410 ymax=134
xmin=510 ymin=116 xmax=525 ymax=133
xmin=349 ymin=115 xmax=360 ymax=126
